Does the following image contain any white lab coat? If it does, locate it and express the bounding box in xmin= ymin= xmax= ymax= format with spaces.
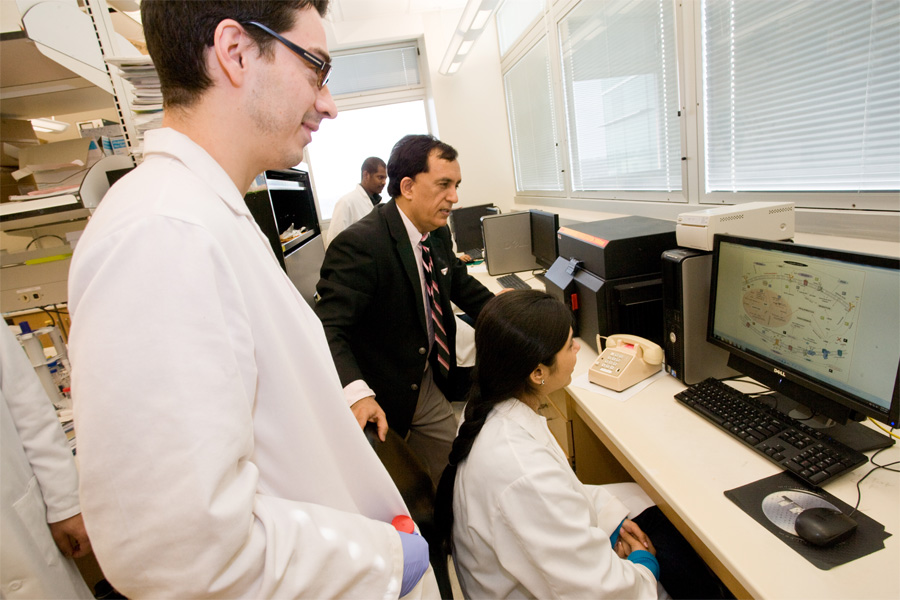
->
xmin=452 ymin=399 xmax=659 ymax=599
xmin=68 ymin=128 xmax=436 ymax=598
xmin=0 ymin=326 xmax=94 ymax=599
xmin=327 ymin=184 xmax=377 ymax=246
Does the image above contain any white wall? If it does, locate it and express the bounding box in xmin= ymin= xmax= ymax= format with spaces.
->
xmin=326 ymin=9 xmax=517 ymax=213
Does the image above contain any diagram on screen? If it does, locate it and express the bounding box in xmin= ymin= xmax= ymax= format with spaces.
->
xmin=738 ymin=254 xmax=865 ymax=382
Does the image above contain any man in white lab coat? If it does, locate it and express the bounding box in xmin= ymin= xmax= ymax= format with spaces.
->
xmin=68 ymin=1 xmax=434 ymax=597
xmin=0 ymin=325 xmax=94 ymax=599
xmin=327 ymin=156 xmax=386 ymax=245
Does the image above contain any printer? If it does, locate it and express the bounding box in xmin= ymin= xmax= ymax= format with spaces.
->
xmin=544 ymin=216 xmax=677 ymax=352
xmin=675 ymin=201 xmax=794 ymax=251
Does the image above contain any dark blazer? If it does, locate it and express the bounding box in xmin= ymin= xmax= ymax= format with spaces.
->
xmin=315 ymin=200 xmax=494 ymax=436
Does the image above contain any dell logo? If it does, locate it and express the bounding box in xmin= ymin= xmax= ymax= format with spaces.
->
xmin=774 ymin=368 xmax=786 ymax=377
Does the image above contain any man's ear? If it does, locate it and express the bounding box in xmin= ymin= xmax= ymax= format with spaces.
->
xmin=399 ymin=176 xmax=416 ymax=200
xmin=213 ymin=19 xmax=254 ymax=87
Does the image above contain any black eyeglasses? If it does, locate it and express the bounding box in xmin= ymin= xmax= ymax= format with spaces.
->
xmin=243 ymin=21 xmax=332 ymax=89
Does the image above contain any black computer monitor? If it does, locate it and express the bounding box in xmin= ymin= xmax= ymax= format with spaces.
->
xmin=449 ymin=203 xmax=496 ymax=253
xmin=530 ymin=209 xmax=559 ymax=269
xmin=708 ymin=234 xmax=899 ymax=451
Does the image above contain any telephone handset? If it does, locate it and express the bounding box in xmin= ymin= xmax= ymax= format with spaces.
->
xmin=588 ymin=334 xmax=663 ymax=392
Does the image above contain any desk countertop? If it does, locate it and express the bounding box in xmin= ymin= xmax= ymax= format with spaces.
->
xmin=468 ymin=247 xmax=899 ymax=599
xmin=566 ymin=343 xmax=900 ymax=600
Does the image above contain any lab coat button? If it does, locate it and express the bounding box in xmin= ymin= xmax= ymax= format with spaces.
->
xmin=418 ymin=347 xmax=427 ymax=355
xmin=411 ymin=383 xmax=419 ymax=391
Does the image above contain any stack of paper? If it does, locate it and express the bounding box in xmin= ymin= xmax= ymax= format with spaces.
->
xmin=106 ymin=56 xmax=164 ymax=155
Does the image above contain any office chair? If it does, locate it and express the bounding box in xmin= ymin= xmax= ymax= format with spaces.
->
xmin=364 ymin=423 xmax=454 ymax=599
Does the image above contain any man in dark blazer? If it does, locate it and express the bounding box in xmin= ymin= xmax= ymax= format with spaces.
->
xmin=315 ymin=134 xmax=495 ymax=483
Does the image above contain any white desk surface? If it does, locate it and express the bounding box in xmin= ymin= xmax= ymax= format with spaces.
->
xmin=468 ymin=265 xmax=899 ymax=600
xmin=567 ymin=343 xmax=899 ymax=600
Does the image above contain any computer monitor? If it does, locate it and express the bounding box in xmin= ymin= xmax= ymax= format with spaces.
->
xmin=708 ymin=234 xmax=899 ymax=451
xmin=449 ymin=204 xmax=497 ymax=254
xmin=530 ymin=209 xmax=559 ymax=269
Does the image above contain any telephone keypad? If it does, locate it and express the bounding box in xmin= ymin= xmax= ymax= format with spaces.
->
xmin=597 ymin=350 xmax=633 ymax=374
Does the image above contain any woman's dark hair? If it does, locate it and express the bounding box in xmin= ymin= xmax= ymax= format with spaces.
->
xmin=434 ymin=290 xmax=574 ymax=555
xmin=386 ymin=134 xmax=458 ymax=199
xmin=141 ymin=1 xmax=329 ymax=109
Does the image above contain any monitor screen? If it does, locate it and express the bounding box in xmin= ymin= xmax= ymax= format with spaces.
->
xmin=708 ymin=234 xmax=899 ymax=430
xmin=449 ymin=204 xmax=496 ymax=253
xmin=530 ymin=209 xmax=559 ymax=269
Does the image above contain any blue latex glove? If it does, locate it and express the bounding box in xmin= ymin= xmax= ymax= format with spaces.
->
xmin=398 ymin=531 xmax=429 ymax=597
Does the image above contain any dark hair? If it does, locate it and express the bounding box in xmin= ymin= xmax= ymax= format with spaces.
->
xmin=386 ymin=134 xmax=458 ymax=199
xmin=141 ymin=1 xmax=329 ymax=109
xmin=361 ymin=156 xmax=386 ymax=176
xmin=434 ymin=290 xmax=574 ymax=555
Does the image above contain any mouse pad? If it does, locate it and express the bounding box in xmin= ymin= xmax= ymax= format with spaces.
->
xmin=724 ymin=472 xmax=891 ymax=570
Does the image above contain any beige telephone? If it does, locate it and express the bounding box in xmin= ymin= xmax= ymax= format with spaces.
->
xmin=588 ymin=334 xmax=663 ymax=392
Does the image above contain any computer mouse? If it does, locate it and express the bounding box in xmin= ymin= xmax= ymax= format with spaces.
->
xmin=794 ymin=507 xmax=858 ymax=547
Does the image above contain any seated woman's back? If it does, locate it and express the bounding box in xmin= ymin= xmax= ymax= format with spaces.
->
xmin=452 ymin=397 xmax=658 ymax=599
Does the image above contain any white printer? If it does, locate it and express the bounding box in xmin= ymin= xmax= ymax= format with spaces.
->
xmin=676 ymin=201 xmax=794 ymax=250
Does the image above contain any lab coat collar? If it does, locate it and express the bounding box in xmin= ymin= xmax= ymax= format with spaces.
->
xmin=143 ymin=128 xmax=251 ymax=218
xmin=491 ymin=398 xmax=550 ymax=442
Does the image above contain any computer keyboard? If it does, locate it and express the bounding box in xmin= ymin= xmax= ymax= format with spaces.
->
xmin=497 ymin=273 xmax=530 ymax=290
xmin=465 ymin=248 xmax=484 ymax=260
xmin=675 ymin=378 xmax=867 ymax=487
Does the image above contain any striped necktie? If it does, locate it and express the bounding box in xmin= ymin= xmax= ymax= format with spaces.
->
xmin=421 ymin=233 xmax=450 ymax=377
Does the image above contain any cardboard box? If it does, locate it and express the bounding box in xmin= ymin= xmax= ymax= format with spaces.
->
xmin=17 ymin=138 xmax=95 ymax=189
xmin=1 ymin=119 xmax=40 ymax=168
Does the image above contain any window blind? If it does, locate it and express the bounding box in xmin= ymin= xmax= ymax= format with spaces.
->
xmin=703 ymin=0 xmax=900 ymax=193
xmin=327 ymin=44 xmax=420 ymax=96
xmin=558 ymin=0 xmax=682 ymax=192
xmin=503 ymin=39 xmax=564 ymax=191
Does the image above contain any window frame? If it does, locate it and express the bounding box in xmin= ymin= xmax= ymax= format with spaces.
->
xmin=497 ymin=0 xmax=899 ymax=216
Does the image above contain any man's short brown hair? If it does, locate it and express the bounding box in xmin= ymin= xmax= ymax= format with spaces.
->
xmin=141 ymin=1 xmax=329 ymax=109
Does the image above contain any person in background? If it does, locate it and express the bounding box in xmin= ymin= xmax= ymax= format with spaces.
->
xmin=67 ymin=1 xmax=433 ymax=597
xmin=316 ymin=134 xmax=495 ymax=485
xmin=435 ymin=290 xmax=730 ymax=599
xmin=0 ymin=324 xmax=94 ymax=599
xmin=327 ymin=156 xmax=387 ymax=245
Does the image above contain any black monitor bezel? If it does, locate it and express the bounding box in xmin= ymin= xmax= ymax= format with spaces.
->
xmin=529 ymin=209 xmax=560 ymax=269
xmin=449 ymin=203 xmax=495 ymax=252
xmin=707 ymin=233 xmax=900 ymax=428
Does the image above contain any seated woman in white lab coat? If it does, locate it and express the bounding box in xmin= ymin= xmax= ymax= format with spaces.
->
xmin=435 ymin=290 xmax=729 ymax=599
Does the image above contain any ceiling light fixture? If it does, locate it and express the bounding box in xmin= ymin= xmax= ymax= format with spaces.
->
xmin=30 ymin=117 xmax=70 ymax=133
xmin=439 ymin=0 xmax=502 ymax=76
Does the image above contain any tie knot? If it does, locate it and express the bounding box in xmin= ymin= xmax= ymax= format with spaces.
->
xmin=421 ymin=233 xmax=430 ymax=244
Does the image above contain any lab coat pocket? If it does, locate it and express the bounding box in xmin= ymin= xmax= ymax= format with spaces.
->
xmin=13 ymin=476 xmax=59 ymax=566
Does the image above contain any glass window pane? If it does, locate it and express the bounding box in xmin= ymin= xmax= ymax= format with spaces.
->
xmin=306 ymin=100 xmax=430 ymax=219
xmin=559 ymin=0 xmax=682 ymax=192
xmin=328 ymin=45 xmax=420 ymax=96
xmin=504 ymin=39 xmax=564 ymax=191
xmin=703 ymin=0 xmax=900 ymax=192
xmin=496 ymin=0 xmax=544 ymax=56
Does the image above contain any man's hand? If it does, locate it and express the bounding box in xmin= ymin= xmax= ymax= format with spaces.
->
xmin=49 ymin=513 xmax=92 ymax=559
xmin=351 ymin=396 xmax=388 ymax=441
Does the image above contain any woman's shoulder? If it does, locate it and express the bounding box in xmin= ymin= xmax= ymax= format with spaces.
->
xmin=465 ymin=401 xmax=560 ymax=478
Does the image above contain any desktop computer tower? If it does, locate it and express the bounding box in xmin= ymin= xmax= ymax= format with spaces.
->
xmin=662 ymin=248 xmax=737 ymax=384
